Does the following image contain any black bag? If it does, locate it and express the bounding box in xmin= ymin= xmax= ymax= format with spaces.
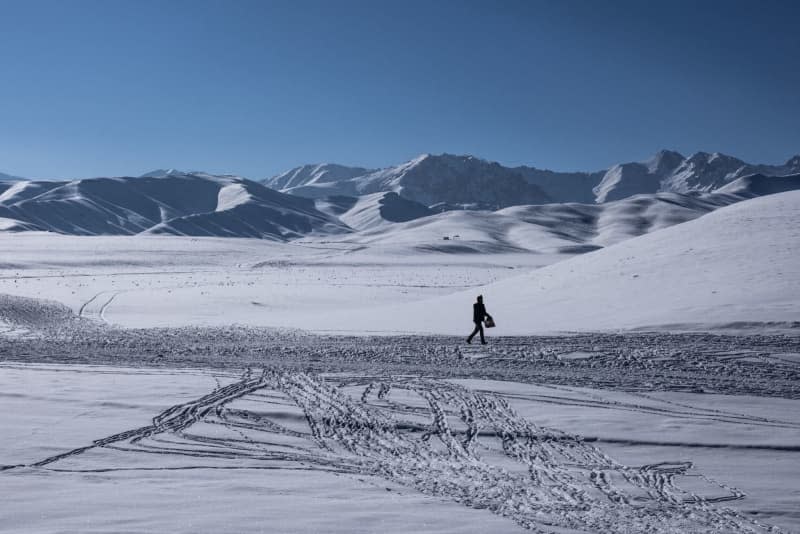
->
xmin=484 ymin=316 xmax=496 ymax=328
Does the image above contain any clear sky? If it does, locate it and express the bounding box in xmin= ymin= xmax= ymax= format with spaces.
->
xmin=1 ymin=0 xmax=798 ymax=179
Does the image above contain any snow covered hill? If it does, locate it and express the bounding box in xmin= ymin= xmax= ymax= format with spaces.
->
xmin=332 ymin=189 xmax=800 ymax=334
xmin=0 ymin=173 xmax=347 ymax=239
xmin=340 ymin=173 xmax=800 ymax=254
xmin=344 ymin=191 xmax=718 ymax=255
xmin=332 ymin=192 xmax=434 ymax=231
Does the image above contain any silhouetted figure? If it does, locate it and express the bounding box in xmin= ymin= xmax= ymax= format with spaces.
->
xmin=467 ymin=295 xmax=492 ymax=345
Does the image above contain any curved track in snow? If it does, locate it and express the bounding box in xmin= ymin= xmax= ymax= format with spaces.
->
xmin=4 ymin=369 xmax=788 ymax=533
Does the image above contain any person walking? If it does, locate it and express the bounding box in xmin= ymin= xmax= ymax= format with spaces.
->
xmin=467 ymin=295 xmax=492 ymax=344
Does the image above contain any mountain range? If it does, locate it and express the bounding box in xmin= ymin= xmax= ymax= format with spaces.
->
xmin=264 ymin=150 xmax=800 ymax=206
xmin=1 ymin=150 xmax=799 ymax=252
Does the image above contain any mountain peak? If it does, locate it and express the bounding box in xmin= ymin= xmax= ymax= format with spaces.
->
xmin=646 ymin=149 xmax=685 ymax=174
xmin=685 ymin=151 xmax=740 ymax=163
xmin=785 ymin=154 xmax=800 ymax=167
xmin=140 ymin=168 xmax=189 ymax=178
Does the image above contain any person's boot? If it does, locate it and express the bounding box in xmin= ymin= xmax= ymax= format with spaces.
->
xmin=466 ymin=338 xmax=472 ymax=344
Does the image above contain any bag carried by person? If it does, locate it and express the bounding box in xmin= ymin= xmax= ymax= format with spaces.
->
xmin=484 ymin=316 xmax=496 ymax=328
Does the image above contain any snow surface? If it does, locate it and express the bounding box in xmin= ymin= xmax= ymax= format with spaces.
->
xmin=0 ymin=364 xmax=524 ymax=534
xmin=1 ymin=350 xmax=798 ymax=533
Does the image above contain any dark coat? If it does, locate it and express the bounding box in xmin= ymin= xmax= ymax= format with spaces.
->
xmin=473 ymin=302 xmax=487 ymax=323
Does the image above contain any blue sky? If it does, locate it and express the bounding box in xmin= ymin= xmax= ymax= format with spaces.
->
xmin=1 ymin=0 xmax=798 ymax=179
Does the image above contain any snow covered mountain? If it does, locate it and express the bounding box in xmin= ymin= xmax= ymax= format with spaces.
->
xmin=0 ymin=173 xmax=347 ymax=239
xmin=2 ymin=165 xmax=799 ymax=251
xmin=264 ymin=154 xmax=551 ymax=209
xmin=269 ymin=150 xmax=800 ymax=206
xmin=264 ymin=163 xmax=376 ymax=196
xmin=3 ymin=154 xmax=799 ymax=249
xmin=594 ymin=150 xmax=800 ymax=202
xmin=512 ymin=166 xmax=604 ymax=203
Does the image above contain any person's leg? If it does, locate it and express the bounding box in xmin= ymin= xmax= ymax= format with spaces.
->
xmin=467 ymin=322 xmax=480 ymax=343
xmin=479 ymin=323 xmax=486 ymax=344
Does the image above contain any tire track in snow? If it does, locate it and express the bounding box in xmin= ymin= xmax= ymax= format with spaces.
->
xmin=4 ymin=370 xmax=786 ymax=533
xmin=78 ymin=291 xmax=120 ymax=323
